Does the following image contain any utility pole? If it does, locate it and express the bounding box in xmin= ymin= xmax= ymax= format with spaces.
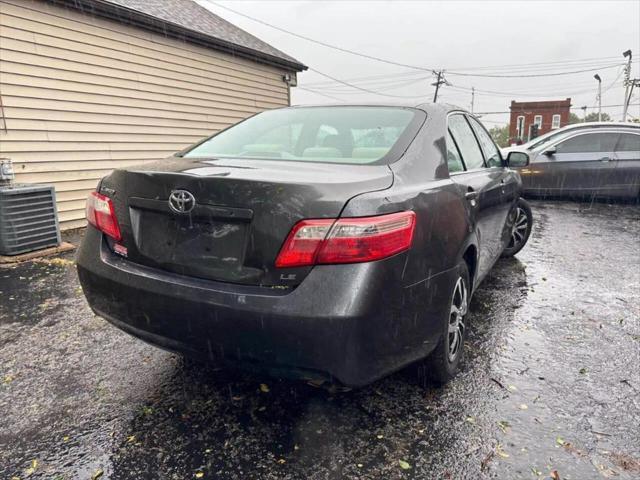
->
xmin=622 ymin=49 xmax=632 ymax=121
xmin=471 ymin=87 xmax=475 ymax=114
xmin=625 ymin=78 xmax=640 ymax=120
xmin=594 ymin=74 xmax=602 ymax=121
xmin=432 ymin=70 xmax=447 ymax=103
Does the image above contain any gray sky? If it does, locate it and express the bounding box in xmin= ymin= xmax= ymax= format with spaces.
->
xmin=200 ymin=0 xmax=640 ymax=126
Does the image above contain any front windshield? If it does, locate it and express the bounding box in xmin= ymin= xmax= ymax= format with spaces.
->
xmin=183 ymin=106 xmax=421 ymax=165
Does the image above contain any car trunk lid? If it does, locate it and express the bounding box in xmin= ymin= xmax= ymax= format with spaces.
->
xmin=100 ymin=157 xmax=393 ymax=286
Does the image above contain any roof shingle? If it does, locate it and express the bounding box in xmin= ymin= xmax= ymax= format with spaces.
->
xmin=77 ymin=0 xmax=306 ymax=70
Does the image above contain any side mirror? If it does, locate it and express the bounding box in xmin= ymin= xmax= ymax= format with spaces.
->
xmin=543 ymin=146 xmax=556 ymax=156
xmin=506 ymin=151 xmax=530 ymax=168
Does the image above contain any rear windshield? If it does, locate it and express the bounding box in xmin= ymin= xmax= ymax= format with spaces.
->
xmin=183 ymin=106 xmax=423 ymax=165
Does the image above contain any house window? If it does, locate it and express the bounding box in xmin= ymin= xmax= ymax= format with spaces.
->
xmin=552 ymin=114 xmax=561 ymax=129
xmin=516 ymin=116 xmax=525 ymax=139
xmin=534 ymin=115 xmax=542 ymax=128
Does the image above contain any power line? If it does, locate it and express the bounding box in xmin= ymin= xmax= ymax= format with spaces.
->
xmin=302 ymin=60 xmax=637 ymax=89
xmin=307 ymin=67 xmax=429 ymax=99
xmin=203 ymin=0 xmax=628 ymax=79
xmin=296 ymin=86 xmax=344 ymax=102
xmin=204 ymin=0 xmax=436 ymax=72
xmin=445 ymin=56 xmax=624 ymax=72
xmin=446 ymin=63 xmax=624 ymax=78
xmin=475 ymin=103 xmax=640 ymax=115
xmin=313 ymin=76 xmax=431 ymax=93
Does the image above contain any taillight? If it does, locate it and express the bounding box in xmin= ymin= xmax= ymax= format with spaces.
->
xmin=275 ymin=211 xmax=416 ymax=268
xmin=86 ymin=191 xmax=122 ymax=241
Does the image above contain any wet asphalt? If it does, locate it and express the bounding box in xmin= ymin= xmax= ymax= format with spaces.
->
xmin=1 ymin=200 xmax=639 ymax=480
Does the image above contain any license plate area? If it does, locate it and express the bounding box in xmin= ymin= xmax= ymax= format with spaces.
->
xmin=133 ymin=209 xmax=247 ymax=267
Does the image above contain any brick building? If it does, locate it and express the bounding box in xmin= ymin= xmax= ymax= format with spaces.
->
xmin=508 ymin=98 xmax=571 ymax=144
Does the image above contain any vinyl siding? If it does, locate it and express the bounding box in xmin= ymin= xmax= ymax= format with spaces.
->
xmin=0 ymin=0 xmax=292 ymax=229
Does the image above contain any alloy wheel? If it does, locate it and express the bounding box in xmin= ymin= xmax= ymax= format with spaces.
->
xmin=448 ymin=276 xmax=468 ymax=362
xmin=508 ymin=207 xmax=529 ymax=250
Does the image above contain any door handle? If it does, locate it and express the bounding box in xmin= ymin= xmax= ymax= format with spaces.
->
xmin=599 ymin=157 xmax=612 ymax=162
xmin=465 ymin=190 xmax=478 ymax=207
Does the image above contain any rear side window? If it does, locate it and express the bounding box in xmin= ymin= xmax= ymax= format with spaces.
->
xmin=183 ymin=106 xmax=424 ymax=165
xmin=446 ymin=130 xmax=465 ymax=173
xmin=555 ymin=133 xmax=619 ymax=154
xmin=448 ymin=114 xmax=485 ymax=170
xmin=615 ymin=133 xmax=640 ymax=152
xmin=467 ymin=116 xmax=502 ymax=167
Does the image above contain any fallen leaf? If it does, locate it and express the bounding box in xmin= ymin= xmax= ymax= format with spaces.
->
xmin=376 ymin=434 xmax=384 ymax=439
xmin=3 ymin=374 xmax=14 ymax=384
xmin=91 ymin=469 xmax=103 ymax=480
xmin=25 ymin=459 xmax=38 ymax=475
xmin=496 ymin=444 xmax=509 ymax=458
xmin=398 ymin=459 xmax=411 ymax=470
xmin=277 ymin=458 xmax=286 ymax=464
xmin=195 ymin=472 xmax=204 ymax=479
xmin=550 ymin=470 xmax=561 ymax=480
xmin=556 ymin=436 xmax=566 ymax=446
xmin=127 ymin=435 xmax=136 ymax=443
xmin=579 ymin=368 xmax=587 ymax=375
xmin=531 ymin=466 xmax=542 ymax=476
xmin=466 ymin=416 xmax=476 ymax=424
xmin=519 ymin=403 xmax=528 ymax=410
xmin=259 ymin=383 xmax=270 ymax=393
xmin=498 ymin=420 xmax=511 ymax=433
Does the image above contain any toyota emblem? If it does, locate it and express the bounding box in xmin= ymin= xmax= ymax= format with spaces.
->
xmin=168 ymin=190 xmax=196 ymax=214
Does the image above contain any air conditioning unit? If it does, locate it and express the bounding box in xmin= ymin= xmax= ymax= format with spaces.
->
xmin=0 ymin=184 xmax=61 ymax=256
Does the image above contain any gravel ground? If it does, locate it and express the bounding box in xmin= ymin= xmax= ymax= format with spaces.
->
xmin=1 ymin=200 xmax=639 ymax=480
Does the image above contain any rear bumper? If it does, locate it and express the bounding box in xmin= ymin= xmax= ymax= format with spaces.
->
xmin=76 ymin=227 xmax=453 ymax=387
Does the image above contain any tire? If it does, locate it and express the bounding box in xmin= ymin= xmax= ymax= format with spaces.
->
xmin=424 ymin=261 xmax=470 ymax=384
xmin=501 ymin=198 xmax=533 ymax=258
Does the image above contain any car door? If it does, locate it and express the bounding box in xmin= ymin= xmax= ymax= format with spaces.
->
xmin=467 ymin=115 xmax=519 ymax=245
xmin=447 ymin=114 xmax=510 ymax=280
xmin=613 ymin=132 xmax=640 ymax=197
xmin=533 ymin=131 xmax=620 ymax=195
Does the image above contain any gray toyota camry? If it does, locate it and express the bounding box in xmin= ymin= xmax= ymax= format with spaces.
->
xmin=77 ymin=103 xmax=532 ymax=387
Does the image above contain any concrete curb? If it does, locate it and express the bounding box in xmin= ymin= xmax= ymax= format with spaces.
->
xmin=0 ymin=242 xmax=76 ymax=266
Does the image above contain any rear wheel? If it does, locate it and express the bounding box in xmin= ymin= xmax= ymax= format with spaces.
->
xmin=501 ymin=198 xmax=532 ymax=258
xmin=424 ymin=262 xmax=470 ymax=384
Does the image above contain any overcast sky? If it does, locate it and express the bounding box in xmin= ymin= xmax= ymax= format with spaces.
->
xmin=200 ymin=0 xmax=640 ymax=126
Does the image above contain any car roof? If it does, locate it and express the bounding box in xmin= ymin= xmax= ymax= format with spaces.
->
xmin=287 ymin=102 xmax=465 ymax=114
xmin=544 ymin=122 xmax=639 ymax=133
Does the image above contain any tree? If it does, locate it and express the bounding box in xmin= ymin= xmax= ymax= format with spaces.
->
xmin=569 ymin=112 xmax=611 ymax=124
xmin=584 ymin=112 xmax=611 ymax=122
xmin=489 ymin=124 xmax=510 ymax=148
xmin=568 ymin=113 xmax=581 ymax=124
